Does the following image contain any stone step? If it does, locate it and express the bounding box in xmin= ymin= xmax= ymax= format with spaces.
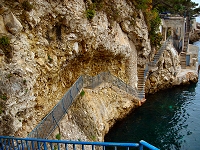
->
xmin=180 ymin=57 xmax=186 ymax=59
xmin=138 ymin=85 xmax=144 ymax=88
xmin=138 ymin=89 xmax=144 ymax=92
xmin=137 ymin=83 xmax=144 ymax=85
xmin=138 ymin=88 xmax=144 ymax=91
xmin=138 ymin=71 xmax=144 ymax=74
xmin=138 ymin=80 xmax=144 ymax=83
xmin=138 ymin=74 xmax=144 ymax=77
xmin=138 ymin=73 xmax=144 ymax=75
xmin=138 ymin=83 xmax=144 ymax=85
xmin=138 ymin=94 xmax=145 ymax=99
xmin=138 ymin=93 xmax=145 ymax=95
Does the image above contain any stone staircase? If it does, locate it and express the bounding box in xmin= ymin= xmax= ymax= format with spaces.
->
xmin=137 ymin=38 xmax=171 ymax=100
xmin=180 ymin=17 xmax=190 ymax=69
xmin=183 ymin=32 xmax=189 ymax=52
xmin=180 ymin=52 xmax=186 ymax=69
xmin=137 ymin=68 xmax=146 ymax=99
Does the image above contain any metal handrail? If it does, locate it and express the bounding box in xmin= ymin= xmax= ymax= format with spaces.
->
xmin=138 ymin=36 xmax=172 ymax=99
xmin=151 ymin=36 xmax=172 ymax=66
xmin=27 ymin=72 xmax=137 ymax=139
xmin=0 ymin=136 xmax=160 ymax=150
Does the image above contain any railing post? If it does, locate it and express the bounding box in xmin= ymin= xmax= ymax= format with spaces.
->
xmin=43 ymin=142 xmax=47 ymax=150
xmin=117 ymin=78 xmax=120 ymax=89
xmin=139 ymin=143 xmax=143 ymax=150
xmin=98 ymin=74 xmax=100 ymax=85
xmin=62 ymin=98 xmax=67 ymax=113
xmin=92 ymin=76 xmax=94 ymax=89
xmin=76 ymin=81 xmax=79 ymax=93
xmin=70 ymin=90 xmax=73 ymax=103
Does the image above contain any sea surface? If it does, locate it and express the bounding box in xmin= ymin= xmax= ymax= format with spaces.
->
xmin=105 ymin=41 xmax=200 ymax=150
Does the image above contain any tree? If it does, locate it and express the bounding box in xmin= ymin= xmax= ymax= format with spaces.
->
xmin=152 ymin=0 xmax=199 ymax=16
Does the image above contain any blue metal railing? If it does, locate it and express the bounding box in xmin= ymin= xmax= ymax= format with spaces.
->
xmin=0 ymin=136 xmax=160 ymax=150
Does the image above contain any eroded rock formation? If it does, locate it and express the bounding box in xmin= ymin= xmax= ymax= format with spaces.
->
xmin=146 ymin=42 xmax=198 ymax=94
xmin=0 ymin=0 xmax=150 ymax=137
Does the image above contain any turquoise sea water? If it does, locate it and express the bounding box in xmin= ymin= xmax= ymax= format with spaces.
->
xmin=105 ymin=42 xmax=200 ymax=150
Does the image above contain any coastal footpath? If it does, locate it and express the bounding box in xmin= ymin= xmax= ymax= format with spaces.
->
xmin=0 ymin=0 xmax=199 ymax=141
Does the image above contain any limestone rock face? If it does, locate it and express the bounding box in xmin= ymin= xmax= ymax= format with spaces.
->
xmin=190 ymin=29 xmax=200 ymax=43
xmin=0 ymin=0 xmax=150 ymax=138
xmin=3 ymin=11 xmax=23 ymax=34
xmin=69 ymin=83 xmax=139 ymax=141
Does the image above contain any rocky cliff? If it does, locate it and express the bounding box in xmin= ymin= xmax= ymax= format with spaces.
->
xmin=0 ymin=0 xmax=150 ymax=137
xmin=189 ymin=22 xmax=200 ymax=43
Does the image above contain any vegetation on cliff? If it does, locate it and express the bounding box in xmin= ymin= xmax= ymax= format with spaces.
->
xmin=133 ymin=0 xmax=162 ymax=47
xmin=152 ymin=0 xmax=200 ymax=16
xmin=133 ymin=0 xmax=200 ymax=47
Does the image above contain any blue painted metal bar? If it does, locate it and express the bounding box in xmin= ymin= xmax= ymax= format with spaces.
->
xmin=0 ymin=136 xmax=160 ymax=150
xmin=139 ymin=140 xmax=160 ymax=150
xmin=16 ymin=139 xmax=20 ymax=149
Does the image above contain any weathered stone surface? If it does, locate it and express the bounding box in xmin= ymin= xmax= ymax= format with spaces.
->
xmin=69 ymin=83 xmax=139 ymax=141
xmin=0 ymin=4 xmax=8 ymax=15
xmin=189 ymin=27 xmax=200 ymax=43
xmin=0 ymin=15 xmax=8 ymax=34
xmin=23 ymin=10 xmax=41 ymax=28
xmin=3 ymin=12 xmax=23 ymax=34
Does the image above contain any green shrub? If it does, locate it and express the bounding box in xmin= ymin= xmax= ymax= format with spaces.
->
xmin=22 ymin=1 xmax=33 ymax=12
xmin=149 ymin=9 xmax=162 ymax=47
xmin=150 ymin=32 xmax=163 ymax=47
xmin=0 ymin=36 xmax=12 ymax=61
xmin=23 ymin=79 xmax=27 ymax=85
xmin=91 ymin=0 xmax=103 ymax=10
xmin=86 ymin=9 xmax=95 ymax=20
xmin=54 ymin=146 xmax=58 ymax=150
xmin=6 ymin=73 xmax=13 ymax=79
xmin=0 ymin=106 xmax=2 ymax=114
xmin=0 ymin=36 xmax=10 ymax=45
xmin=90 ymin=135 xmax=96 ymax=141
xmin=48 ymin=55 xmax=53 ymax=63
xmin=80 ymin=90 xmax=85 ymax=97
xmin=56 ymin=133 xmax=61 ymax=140
xmin=0 ymin=94 xmax=7 ymax=101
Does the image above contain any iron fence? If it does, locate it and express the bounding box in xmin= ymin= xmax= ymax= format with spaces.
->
xmin=27 ymin=72 xmax=137 ymax=139
xmin=83 ymin=72 xmax=137 ymax=97
xmin=27 ymin=76 xmax=84 ymax=139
